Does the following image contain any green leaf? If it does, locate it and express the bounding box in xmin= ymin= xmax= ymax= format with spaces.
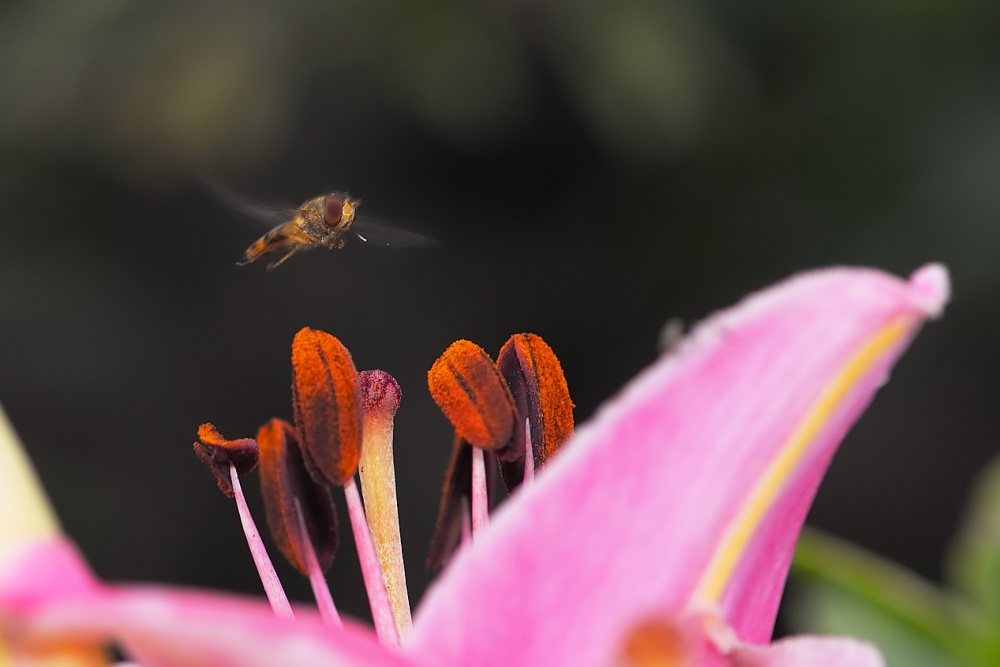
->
xmin=787 ymin=580 xmax=967 ymax=667
xmin=946 ymin=453 xmax=1000 ymax=620
xmin=791 ymin=528 xmax=992 ymax=665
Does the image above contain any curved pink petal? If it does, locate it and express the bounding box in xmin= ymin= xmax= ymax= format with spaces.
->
xmin=0 ymin=540 xmax=409 ymax=667
xmin=713 ymin=266 xmax=947 ymax=642
xmin=729 ymin=636 xmax=885 ymax=667
xmin=407 ymin=265 xmax=947 ymax=667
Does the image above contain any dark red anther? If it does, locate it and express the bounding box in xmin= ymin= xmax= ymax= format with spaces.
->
xmin=426 ymin=435 xmax=472 ymax=572
xmin=497 ymin=333 xmax=574 ymax=489
xmin=193 ymin=423 xmax=259 ymax=498
xmin=257 ymin=418 xmax=338 ymax=575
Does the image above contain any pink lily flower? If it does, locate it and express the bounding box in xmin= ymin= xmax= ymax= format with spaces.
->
xmin=0 ymin=264 xmax=949 ymax=667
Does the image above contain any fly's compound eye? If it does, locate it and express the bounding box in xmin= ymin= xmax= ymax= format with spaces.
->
xmin=323 ymin=195 xmax=345 ymax=225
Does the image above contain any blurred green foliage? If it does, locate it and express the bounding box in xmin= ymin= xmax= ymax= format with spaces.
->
xmin=0 ymin=0 xmax=750 ymax=166
xmin=792 ymin=454 xmax=1000 ymax=666
xmin=2 ymin=0 xmax=994 ymax=169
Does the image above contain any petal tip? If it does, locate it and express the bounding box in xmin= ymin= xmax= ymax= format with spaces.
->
xmin=907 ymin=263 xmax=949 ymax=318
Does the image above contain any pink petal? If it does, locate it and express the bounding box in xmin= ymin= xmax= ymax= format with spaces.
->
xmin=712 ymin=266 xmax=946 ymax=642
xmin=407 ymin=266 xmax=947 ymax=667
xmin=0 ymin=539 xmax=99 ymax=608
xmin=729 ymin=636 xmax=885 ymax=667
xmin=0 ymin=540 xmax=409 ymax=667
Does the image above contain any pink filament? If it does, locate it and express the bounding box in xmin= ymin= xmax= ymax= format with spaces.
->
xmin=523 ymin=418 xmax=535 ymax=483
xmin=471 ymin=446 xmax=489 ymax=533
xmin=343 ymin=476 xmax=400 ymax=647
xmin=229 ymin=464 xmax=294 ymax=619
xmin=294 ymin=498 xmax=342 ymax=626
xmin=461 ymin=498 xmax=472 ymax=549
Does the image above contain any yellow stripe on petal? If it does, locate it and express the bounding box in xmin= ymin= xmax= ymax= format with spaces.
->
xmin=692 ymin=314 xmax=916 ymax=604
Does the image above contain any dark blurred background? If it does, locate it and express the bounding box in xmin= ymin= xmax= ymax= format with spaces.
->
xmin=1 ymin=0 xmax=998 ymax=630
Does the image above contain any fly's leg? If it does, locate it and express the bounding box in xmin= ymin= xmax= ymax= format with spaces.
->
xmin=239 ymin=222 xmax=307 ymax=266
xmin=265 ymin=246 xmax=303 ymax=271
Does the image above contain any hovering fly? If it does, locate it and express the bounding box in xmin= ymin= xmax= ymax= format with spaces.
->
xmin=203 ymin=177 xmax=435 ymax=270
xmin=239 ymin=192 xmax=364 ymax=269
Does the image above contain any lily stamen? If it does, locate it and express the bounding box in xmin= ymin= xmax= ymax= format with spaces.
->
xmin=523 ymin=418 xmax=534 ymax=483
xmin=230 ymin=464 xmax=295 ymax=620
xmin=426 ymin=334 xmax=573 ymax=566
xmin=193 ymin=423 xmax=293 ymax=619
xmin=460 ymin=499 xmax=472 ymax=549
xmin=289 ymin=328 xmax=401 ymax=646
xmin=256 ymin=417 xmax=337 ymax=622
xmin=496 ymin=333 xmax=574 ymax=490
xmin=293 ymin=497 xmax=341 ymax=626
xmin=426 ymin=438 xmax=475 ymax=572
xmin=614 ymin=617 xmax=700 ymax=667
xmin=343 ymin=476 xmax=399 ymax=647
xmin=426 ymin=340 xmax=515 ymax=557
xmin=470 ymin=447 xmax=489 ymax=533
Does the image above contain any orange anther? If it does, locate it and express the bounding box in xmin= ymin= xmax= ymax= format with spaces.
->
xmin=497 ymin=333 xmax=574 ymax=466
xmin=291 ymin=328 xmax=363 ymax=485
xmin=619 ymin=619 xmax=690 ymax=667
xmin=427 ymin=340 xmax=516 ymax=451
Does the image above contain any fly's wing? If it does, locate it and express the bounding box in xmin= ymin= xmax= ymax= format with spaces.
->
xmin=198 ymin=171 xmax=297 ymax=227
xmin=352 ymin=216 xmax=438 ymax=248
